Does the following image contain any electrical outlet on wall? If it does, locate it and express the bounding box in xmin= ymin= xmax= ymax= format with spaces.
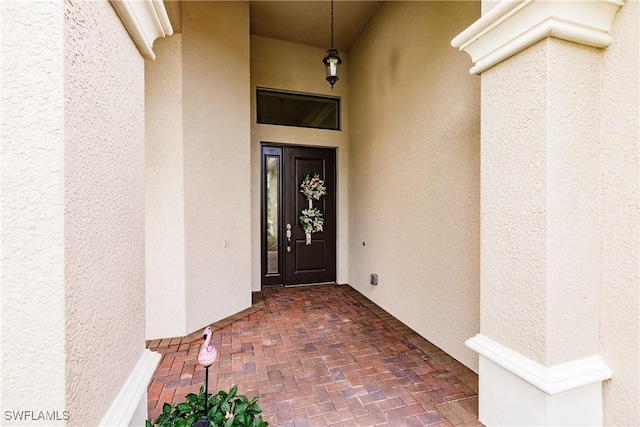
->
xmin=370 ymin=273 xmax=378 ymax=285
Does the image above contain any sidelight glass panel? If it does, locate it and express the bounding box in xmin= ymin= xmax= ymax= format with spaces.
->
xmin=266 ymin=156 xmax=279 ymax=274
xmin=257 ymin=89 xmax=340 ymax=130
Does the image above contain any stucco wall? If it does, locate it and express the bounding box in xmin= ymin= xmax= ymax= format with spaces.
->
xmin=182 ymin=1 xmax=252 ymax=332
xmin=1 ymin=1 xmax=66 ymax=424
xmin=144 ymin=1 xmax=252 ymax=339
xmin=250 ymin=35 xmax=349 ymax=290
xmin=480 ymin=42 xmax=549 ymax=365
xmin=481 ymin=37 xmax=604 ymax=366
xmin=348 ymin=1 xmax=481 ymax=371
xmin=145 ymin=34 xmax=187 ymax=340
xmin=600 ymin=0 xmax=640 ymax=423
xmin=64 ymin=1 xmax=146 ymax=425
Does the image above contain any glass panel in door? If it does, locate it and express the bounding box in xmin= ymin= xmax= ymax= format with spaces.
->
xmin=266 ymin=156 xmax=279 ymax=274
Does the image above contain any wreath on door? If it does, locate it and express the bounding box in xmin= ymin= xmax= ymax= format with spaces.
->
xmin=299 ymin=174 xmax=326 ymax=244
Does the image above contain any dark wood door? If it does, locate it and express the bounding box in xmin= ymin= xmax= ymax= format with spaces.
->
xmin=261 ymin=144 xmax=336 ymax=286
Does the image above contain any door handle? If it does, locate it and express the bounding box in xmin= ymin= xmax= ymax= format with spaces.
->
xmin=286 ymin=224 xmax=292 ymax=252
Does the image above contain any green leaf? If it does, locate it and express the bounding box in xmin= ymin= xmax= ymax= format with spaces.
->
xmin=162 ymin=403 xmax=172 ymax=415
xmin=213 ymin=412 xmax=225 ymax=424
xmin=235 ymin=403 xmax=248 ymax=415
xmin=224 ymin=416 xmax=235 ymax=427
xmin=186 ymin=414 xmax=198 ymax=426
xmin=145 ymin=420 xmax=153 ymax=427
xmin=177 ymin=402 xmax=192 ymax=413
xmin=175 ymin=417 xmax=187 ymax=427
xmin=228 ymin=385 xmax=238 ymax=400
xmin=251 ymin=417 xmax=267 ymax=427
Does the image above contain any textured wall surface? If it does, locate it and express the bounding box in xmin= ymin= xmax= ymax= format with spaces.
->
xmin=1 ymin=1 xmax=66 ymax=424
xmin=145 ymin=34 xmax=187 ymax=340
xmin=182 ymin=1 xmax=252 ymax=332
xmin=599 ymin=1 xmax=640 ymax=423
xmin=250 ymin=36 xmax=350 ymax=290
xmin=480 ymin=44 xmax=548 ymax=364
xmin=545 ymin=40 xmax=601 ymax=366
xmin=481 ymin=38 xmax=602 ymax=366
xmin=348 ymin=1 xmax=481 ymax=371
xmin=64 ymin=1 xmax=146 ymax=425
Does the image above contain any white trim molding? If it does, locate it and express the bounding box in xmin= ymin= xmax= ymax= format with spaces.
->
xmin=451 ymin=0 xmax=625 ymax=74
xmin=110 ymin=0 xmax=173 ymax=60
xmin=100 ymin=349 xmax=162 ymax=426
xmin=466 ymin=333 xmax=612 ymax=395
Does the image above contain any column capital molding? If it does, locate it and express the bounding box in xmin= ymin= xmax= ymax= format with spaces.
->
xmin=451 ymin=0 xmax=625 ymax=74
xmin=466 ymin=334 xmax=612 ymax=395
xmin=110 ymin=0 xmax=173 ymax=60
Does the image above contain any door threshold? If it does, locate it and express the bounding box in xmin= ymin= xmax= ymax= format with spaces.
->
xmin=286 ymin=281 xmax=337 ymax=287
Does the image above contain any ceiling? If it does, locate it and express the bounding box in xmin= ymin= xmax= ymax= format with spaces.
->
xmin=164 ymin=1 xmax=383 ymax=53
xmin=249 ymin=1 xmax=382 ymax=52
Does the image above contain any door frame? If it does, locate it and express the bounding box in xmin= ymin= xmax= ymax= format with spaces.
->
xmin=260 ymin=142 xmax=337 ymax=288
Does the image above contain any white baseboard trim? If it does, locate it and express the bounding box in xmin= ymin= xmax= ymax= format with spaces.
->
xmin=466 ymin=333 xmax=611 ymax=395
xmin=100 ymin=349 xmax=161 ymax=426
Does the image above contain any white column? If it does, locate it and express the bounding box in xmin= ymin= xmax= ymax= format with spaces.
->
xmin=452 ymin=1 xmax=625 ymax=425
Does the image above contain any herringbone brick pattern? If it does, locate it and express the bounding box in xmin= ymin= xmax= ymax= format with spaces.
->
xmin=147 ymin=285 xmax=481 ymax=426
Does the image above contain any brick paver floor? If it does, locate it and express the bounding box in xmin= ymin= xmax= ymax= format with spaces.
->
xmin=147 ymin=284 xmax=481 ymax=426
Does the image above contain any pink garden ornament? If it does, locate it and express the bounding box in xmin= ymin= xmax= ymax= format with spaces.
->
xmin=198 ymin=326 xmax=218 ymax=367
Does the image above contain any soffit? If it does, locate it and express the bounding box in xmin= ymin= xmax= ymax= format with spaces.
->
xmin=250 ymin=1 xmax=382 ymax=52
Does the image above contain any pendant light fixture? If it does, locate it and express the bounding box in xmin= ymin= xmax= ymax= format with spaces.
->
xmin=322 ymin=0 xmax=342 ymax=90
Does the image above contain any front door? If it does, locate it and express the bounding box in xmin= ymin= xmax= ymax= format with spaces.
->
xmin=261 ymin=144 xmax=336 ymax=286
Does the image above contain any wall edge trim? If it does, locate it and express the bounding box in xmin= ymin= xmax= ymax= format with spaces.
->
xmin=110 ymin=0 xmax=173 ymax=60
xmin=451 ymin=0 xmax=625 ymax=74
xmin=99 ymin=349 xmax=162 ymax=426
xmin=466 ymin=334 xmax=612 ymax=395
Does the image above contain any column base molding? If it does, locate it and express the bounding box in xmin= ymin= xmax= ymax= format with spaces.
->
xmin=467 ymin=334 xmax=612 ymax=425
xmin=99 ymin=349 xmax=162 ymax=426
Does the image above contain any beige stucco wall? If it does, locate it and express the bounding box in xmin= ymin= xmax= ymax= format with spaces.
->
xmin=1 ymin=1 xmax=66 ymax=423
xmin=145 ymin=1 xmax=251 ymax=339
xmin=348 ymin=1 xmax=481 ymax=371
xmin=63 ymin=1 xmax=147 ymax=425
xmin=145 ymin=34 xmax=187 ymax=340
xmin=250 ymin=36 xmax=349 ymax=290
xmin=599 ymin=0 xmax=639 ymax=423
xmin=182 ymin=1 xmax=252 ymax=332
xmin=481 ymin=37 xmax=604 ymax=366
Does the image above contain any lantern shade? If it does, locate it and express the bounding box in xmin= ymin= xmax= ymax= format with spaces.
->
xmin=322 ymin=48 xmax=342 ymax=89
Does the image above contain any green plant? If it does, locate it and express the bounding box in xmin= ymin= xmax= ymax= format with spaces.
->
xmin=147 ymin=385 xmax=268 ymax=427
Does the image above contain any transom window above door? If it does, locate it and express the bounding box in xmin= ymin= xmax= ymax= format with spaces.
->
xmin=256 ymin=89 xmax=340 ymax=131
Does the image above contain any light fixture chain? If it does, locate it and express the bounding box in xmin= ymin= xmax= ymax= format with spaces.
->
xmin=331 ymin=0 xmax=334 ymax=48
